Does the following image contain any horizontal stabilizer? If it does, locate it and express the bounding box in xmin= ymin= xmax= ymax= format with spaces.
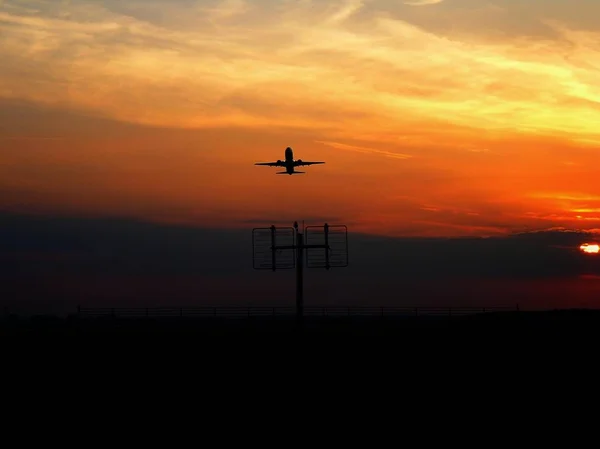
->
xmin=276 ymin=171 xmax=305 ymax=174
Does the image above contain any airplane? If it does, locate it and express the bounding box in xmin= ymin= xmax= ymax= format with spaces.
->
xmin=254 ymin=147 xmax=325 ymax=175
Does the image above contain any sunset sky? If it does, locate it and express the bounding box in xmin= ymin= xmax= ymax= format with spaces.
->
xmin=2 ymin=0 xmax=600 ymax=237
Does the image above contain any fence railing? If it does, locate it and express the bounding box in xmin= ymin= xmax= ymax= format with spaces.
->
xmin=76 ymin=305 xmax=519 ymax=319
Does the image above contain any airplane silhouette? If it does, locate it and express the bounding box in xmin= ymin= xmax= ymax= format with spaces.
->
xmin=254 ymin=147 xmax=325 ymax=175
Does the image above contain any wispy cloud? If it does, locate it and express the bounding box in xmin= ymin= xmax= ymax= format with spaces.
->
xmin=403 ymin=0 xmax=445 ymax=5
xmin=201 ymin=0 xmax=250 ymax=22
xmin=325 ymin=0 xmax=366 ymax=24
xmin=316 ymin=140 xmax=413 ymax=159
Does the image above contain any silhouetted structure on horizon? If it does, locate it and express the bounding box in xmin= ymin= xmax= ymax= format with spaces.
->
xmin=253 ymin=221 xmax=349 ymax=325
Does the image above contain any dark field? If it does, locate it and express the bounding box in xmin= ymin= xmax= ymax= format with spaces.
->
xmin=4 ymin=309 xmax=600 ymax=337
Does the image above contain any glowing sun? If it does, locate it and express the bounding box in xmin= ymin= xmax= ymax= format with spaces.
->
xmin=580 ymin=243 xmax=600 ymax=254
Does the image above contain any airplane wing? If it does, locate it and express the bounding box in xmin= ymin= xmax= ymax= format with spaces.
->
xmin=255 ymin=161 xmax=284 ymax=167
xmin=294 ymin=161 xmax=325 ymax=166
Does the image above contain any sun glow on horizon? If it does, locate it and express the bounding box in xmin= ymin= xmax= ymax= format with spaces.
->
xmin=580 ymin=243 xmax=600 ymax=254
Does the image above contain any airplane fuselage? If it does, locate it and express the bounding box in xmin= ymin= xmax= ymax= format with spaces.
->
xmin=284 ymin=147 xmax=294 ymax=174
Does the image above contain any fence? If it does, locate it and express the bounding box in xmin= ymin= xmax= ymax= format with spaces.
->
xmin=76 ymin=305 xmax=519 ymax=319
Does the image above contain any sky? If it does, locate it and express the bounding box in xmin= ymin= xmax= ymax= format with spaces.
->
xmin=2 ymin=0 xmax=600 ymax=314
xmin=1 ymin=0 xmax=600 ymax=237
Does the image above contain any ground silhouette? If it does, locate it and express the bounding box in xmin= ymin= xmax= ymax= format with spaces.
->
xmin=4 ymin=309 xmax=600 ymax=339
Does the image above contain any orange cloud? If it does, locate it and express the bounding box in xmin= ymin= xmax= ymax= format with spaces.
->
xmin=1 ymin=0 xmax=600 ymax=144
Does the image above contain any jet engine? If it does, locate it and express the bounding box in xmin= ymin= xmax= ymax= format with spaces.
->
xmin=277 ymin=159 xmax=282 ymax=164
xmin=297 ymin=159 xmax=302 ymax=165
